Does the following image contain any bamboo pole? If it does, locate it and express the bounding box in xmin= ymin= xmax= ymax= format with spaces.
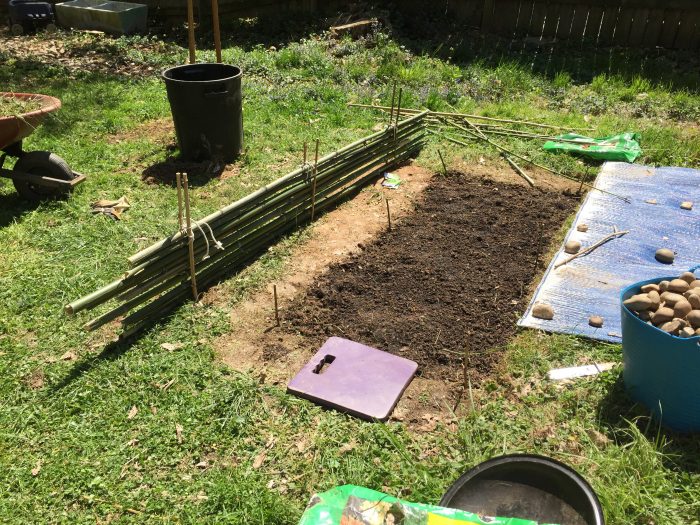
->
xmin=502 ymin=154 xmax=535 ymax=187
xmin=388 ymin=82 xmax=396 ymax=126
xmin=211 ymin=0 xmax=222 ymax=63
xmin=273 ymin=284 xmax=280 ymax=326
xmin=182 ymin=174 xmax=198 ymax=301
xmin=437 ymin=149 xmax=448 ymax=176
xmin=348 ymin=103 xmax=591 ymax=131
xmin=445 ymin=117 xmax=631 ymax=203
xmin=311 ymin=139 xmax=319 ymax=221
xmin=186 ymin=0 xmax=196 ymax=64
xmin=385 ymin=197 xmax=392 ymax=231
xmin=176 ymin=173 xmax=184 ymax=232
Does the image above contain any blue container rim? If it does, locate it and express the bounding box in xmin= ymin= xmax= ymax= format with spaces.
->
xmin=621 ymin=276 xmax=700 ymax=342
xmin=161 ymin=63 xmax=242 ymax=84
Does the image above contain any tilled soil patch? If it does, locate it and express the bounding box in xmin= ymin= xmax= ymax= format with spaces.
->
xmin=284 ymin=171 xmax=580 ymax=382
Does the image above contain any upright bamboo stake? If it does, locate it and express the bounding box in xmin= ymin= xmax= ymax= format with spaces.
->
xmin=437 ymin=149 xmax=448 ymax=176
xmin=311 ymin=139 xmax=319 ymax=221
xmin=388 ymin=82 xmax=397 ymax=127
xmin=273 ymin=284 xmax=280 ymax=326
xmin=186 ymin=0 xmax=196 ymax=64
xmin=211 ymin=0 xmax=222 ymax=63
xmin=182 ymin=173 xmax=199 ymax=301
xmin=385 ymin=197 xmax=392 ymax=231
xmin=394 ymin=88 xmax=402 ymax=141
xmin=176 ymin=173 xmax=184 ymax=232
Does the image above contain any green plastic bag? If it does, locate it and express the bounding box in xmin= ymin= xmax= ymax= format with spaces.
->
xmin=298 ymin=485 xmax=558 ymax=525
xmin=543 ymin=132 xmax=642 ymax=162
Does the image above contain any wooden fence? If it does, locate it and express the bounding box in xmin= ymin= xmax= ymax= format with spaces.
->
xmin=441 ymin=0 xmax=700 ymax=50
xmin=3 ymin=0 xmax=699 ymax=50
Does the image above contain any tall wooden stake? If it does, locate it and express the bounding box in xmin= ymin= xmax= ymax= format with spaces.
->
xmin=311 ymin=139 xmax=319 ymax=221
xmin=394 ymin=88 xmax=402 ymax=141
xmin=211 ymin=0 xmax=222 ymax=63
xmin=385 ymin=197 xmax=392 ymax=231
xmin=273 ymin=284 xmax=280 ymax=326
xmin=186 ymin=0 xmax=196 ymax=64
xmin=388 ymin=82 xmax=397 ymax=126
xmin=176 ymin=172 xmax=184 ymax=232
xmin=182 ymin=173 xmax=199 ymax=301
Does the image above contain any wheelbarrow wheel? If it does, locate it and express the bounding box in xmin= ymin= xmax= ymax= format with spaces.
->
xmin=13 ymin=151 xmax=76 ymax=201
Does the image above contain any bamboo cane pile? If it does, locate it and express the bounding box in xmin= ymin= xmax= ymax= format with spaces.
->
xmin=65 ymin=111 xmax=428 ymax=335
xmin=349 ymin=104 xmax=629 ymax=202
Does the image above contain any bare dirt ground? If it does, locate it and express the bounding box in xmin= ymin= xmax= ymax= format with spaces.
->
xmin=211 ymin=163 xmax=581 ymax=426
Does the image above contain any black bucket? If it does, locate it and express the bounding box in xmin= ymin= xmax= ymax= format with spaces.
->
xmin=162 ymin=63 xmax=243 ymax=162
xmin=440 ymin=454 xmax=604 ymax=525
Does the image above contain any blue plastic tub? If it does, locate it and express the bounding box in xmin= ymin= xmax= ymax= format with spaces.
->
xmin=621 ymin=276 xmax=700 ymax=432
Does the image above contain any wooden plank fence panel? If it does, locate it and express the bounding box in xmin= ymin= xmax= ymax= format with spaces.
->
xmin=556 ymin=3 xmax=576 ymax=40
xmin=493 ymin=0 xmax=522 ymax=36
xmin=642 ymin=7 xmax=664 ymax=47
xmin=597 ymin=6 xmax=619 ymax=46
xmin=583 ymin=5 xmax=604 ymax=43
xmin=542 ymin=2 xmax=562 ymax=37
xmin=613 ymin=6 xmax=634 ymax=45
xmin=626 ymin=7 xmax=650 ymax=46
xmin=568 ymin=4 xmax=590 ymax=41
xmin=516 ymin=0 xmax=535 ymax=35
xmin=659 ymin=9 xmax=681 ymax=49
xmin=528 ymin=1 xmax=548 ymax=38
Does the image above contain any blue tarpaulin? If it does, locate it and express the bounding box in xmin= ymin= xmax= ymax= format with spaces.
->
xmin=519 ymin=162 xmax=700 ymax=343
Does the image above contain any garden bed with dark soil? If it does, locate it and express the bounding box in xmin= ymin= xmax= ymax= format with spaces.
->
xmin=284 ymin=171 xmax=580 ymax=382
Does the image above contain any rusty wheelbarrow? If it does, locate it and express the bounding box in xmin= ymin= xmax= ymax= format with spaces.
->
xmin=0 ymin=92 xmax=86 ymax=200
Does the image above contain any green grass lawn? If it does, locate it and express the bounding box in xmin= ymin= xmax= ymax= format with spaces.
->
xmin=1 ymin=19 xmax=700 ymax=524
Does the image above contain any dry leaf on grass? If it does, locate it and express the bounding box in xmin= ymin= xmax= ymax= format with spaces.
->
xmin=60 ymin=351 xmax=76 ymax=361
xmin=195 ymin=461 xmax=208 ymax=469
xmin=339 ymin=441 xmax=357 ymax=454
xmin=160 ymin=342 xmax=184 ymax=351
xmin=127 ymin=405 xmax=138 ymax=420
xmin=587 ymin=428 xmax=611 ymax=448
xmin=31 ymin=460 xmax=42 ymax=477
xmin=176 ymin=423 xmax=183 ymax=444
xmin=252 ymin=450 xmax=267 ymax=469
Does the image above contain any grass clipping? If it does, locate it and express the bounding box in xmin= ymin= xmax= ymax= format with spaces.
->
xmin=0 ymin=95 xmax=42 ymax=118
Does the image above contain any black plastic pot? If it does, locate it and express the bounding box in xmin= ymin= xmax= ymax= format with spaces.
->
xmin=162 ymin=63 xmax=242 ymax=162
xmin=440 ymin=454 xmax=604 ymax=525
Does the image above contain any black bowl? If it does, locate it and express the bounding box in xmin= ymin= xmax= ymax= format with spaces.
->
xmin=440 ymin=454 xmax=604 ymax=525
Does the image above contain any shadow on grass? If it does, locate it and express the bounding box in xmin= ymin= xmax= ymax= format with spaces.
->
xmin=0 ymin=189 xmax=41 ymax=227
xmin=141 ymin=154 xmax=240 ymax=187
xmin=386 ymin=6 xmax=700 ymax=94
xmin=598 ymin=374 xmax=700 ymax=474
xmin=46 ymin=337 xmax=136 ymax=393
